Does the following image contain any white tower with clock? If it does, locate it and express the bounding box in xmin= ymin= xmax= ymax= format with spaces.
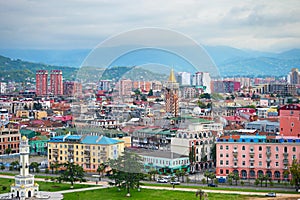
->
xmin=11 ymin=136 xmax=39 ymax=200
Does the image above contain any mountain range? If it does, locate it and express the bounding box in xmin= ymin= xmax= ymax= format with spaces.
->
xmin=0 ymin=46 xmax=299 ymax=77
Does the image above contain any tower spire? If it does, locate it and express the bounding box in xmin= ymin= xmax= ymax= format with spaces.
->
xmin=168 ymin=68 xmax=176 ymax=82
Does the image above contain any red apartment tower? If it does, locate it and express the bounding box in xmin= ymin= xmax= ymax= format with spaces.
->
xmin=50 ymin=70 xmax=63 ymax=95
xmin=36 ymin=70 xmax=48 ymax=96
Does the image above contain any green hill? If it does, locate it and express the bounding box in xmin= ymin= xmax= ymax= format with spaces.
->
xmin=0 ymin=55 xmax=78 ymax=82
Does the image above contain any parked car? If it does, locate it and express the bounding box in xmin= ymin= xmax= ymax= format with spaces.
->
xmin=208 ymin=183 xmax=218 ymax=187
xmin=170 ymin=181 xmax=180 ymax=185
xmin=157 ymin=178 xmax=168 ymax=183
xmin=265 ymin=192 xmax=276 ymax=197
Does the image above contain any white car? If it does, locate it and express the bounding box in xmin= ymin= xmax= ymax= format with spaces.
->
xmin=157 ymin=178 xmax=168 ymax=183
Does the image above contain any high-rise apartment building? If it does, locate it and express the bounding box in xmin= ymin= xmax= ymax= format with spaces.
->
xmin=177 ymin=72 xmax=191 ymax=86
xmin=63 ymin=81 xmax=82 ymax=97
xmin=50 ymin=70 xmax=63 ymax=96
xmin=288 ymin=68 xmax=300 ymax=84
xmin=192 ymin=72 xmax=211 ymax=93
xmin=36 ymin=70 xmax=48 ymax=96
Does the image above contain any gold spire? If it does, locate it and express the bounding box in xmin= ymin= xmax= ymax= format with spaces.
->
xmin=168 ymin=68 xmax=176 ymax=82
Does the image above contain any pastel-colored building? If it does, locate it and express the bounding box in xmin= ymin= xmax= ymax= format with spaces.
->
xmin=216 ymin=135 xmax=300 ymax=180
xmin=48 ymin=134 xmax=124 ymax=172
xmin=279 ymin=104 xmax=300 ymax=137
xmin=139 ymin=151 xmax=190 ymax=174
xmin=0 ymin=127 xmax=20 ymax=155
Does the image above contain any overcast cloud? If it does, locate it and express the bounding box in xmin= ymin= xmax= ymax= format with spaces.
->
xmin=0 ymin=0 xmax=299 ymax=51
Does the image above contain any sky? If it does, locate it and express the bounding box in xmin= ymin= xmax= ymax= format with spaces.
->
xmin=1 ymin=0 xmax=300 ymax=52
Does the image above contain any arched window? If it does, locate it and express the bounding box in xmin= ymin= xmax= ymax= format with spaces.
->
xmin=242 ymin=146 xmax=245 ymax=150
xmin=259 ymin=146 xmax=262 ymax=151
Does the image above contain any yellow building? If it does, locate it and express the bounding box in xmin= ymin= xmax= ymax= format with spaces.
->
xmin=48 ymin=134 xmax=124 ymax=172
xmin=16 ymin=110 xmax=29 ymax=118
xmin=34 ymin=111 xmax=47 ymax=120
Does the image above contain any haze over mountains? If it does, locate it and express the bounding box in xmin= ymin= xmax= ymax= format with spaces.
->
xmin=0 ymin=46 xmax=299 ymax=77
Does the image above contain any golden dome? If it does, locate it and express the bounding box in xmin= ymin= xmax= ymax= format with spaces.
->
xmin=22 ymin=136 xmax=27 ymax=141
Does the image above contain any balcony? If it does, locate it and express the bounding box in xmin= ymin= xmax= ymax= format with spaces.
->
xmin=249 ymin=151 xmax=255 ymax=155
xmin=233 ymin=165 xmax=238 ymax=168
xmin=283 ymin=159 xmax=289 ymax=164
xmin=233 ymin=157 xmax=238 ymax=161
xmin=266 ymin=151 xmax=271 ymax=156
xmin=249 ymin=166 xmax=255 ymax=169
xmin=68 ymin=154 xmax=74 ymax=158
xmin=100 ymin=151 xmax=106 ymax=155
xmin=249 ymin=158 xmax=255 ymax=162
xmin=266 ymin=158 xmax=271 ymax=162
xmin=283 ymin=152 xmax=289 ymax=157
xmin=266 ymin=166 xmax=271 ymax=169
xmin=283 ymin=166 xmax=288 ymax=170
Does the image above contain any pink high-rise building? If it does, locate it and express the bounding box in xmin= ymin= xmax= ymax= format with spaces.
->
xmin=36 ymin=70 xmax=48 ymax=96
xmin=50 ymin=70 xmax=63 ymax=96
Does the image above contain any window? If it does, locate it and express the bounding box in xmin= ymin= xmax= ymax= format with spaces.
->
xmin=293 ymin=155 xmax=296 ymax=159
xmin=275 ymin=154 xmax=279 ymax=159
xmin=259 ymin=146 xmax=262 ymax=151
xmin=259 ymin=161 xmax=262 ymax=166
xmin=242 ymin=161 xmax=245 ymax=166
xmin=242 ymin=154 xmax=246 ymax=158
xmin=275 ymin=146 xmax=279 ymax=152
xmin=226 ymin=154 xmax=229 ymax=158
xmin=220 ymin=145 xmax=223 ymax=150
xmin=226 ymin=170 xmax=229 ymax=174
xmin=242 ymin=146 xmax=245 ymax=150
xmin=226 ymin=160 xmax=229 ymax=165
xmin=259 ymin=154 xmax=262 ymax=159
xmin=226 ymin=146 xmax=229 ymax=150
xmin=293 ymin=147 xmax=296 ymax=152
xmin=234 ymin=162 xmax=237 ymax=166
xmin=220 ymin=169 xmax=223 ymax=174
xmin=220 ymin=160 xmax=223 ymax=165
xmin=220 ymin=154 xmax=223 ymax=158
xmin=275 ymin=162 xmax=279 ymax=166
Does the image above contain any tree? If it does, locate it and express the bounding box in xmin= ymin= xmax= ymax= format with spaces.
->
xmin=147 ymin=89 xmax=153 ymax=96
xmin=208 ymin=172 xmax=216 ymax=184
xmin=97 ymin=163 xmax=106 ymax=181
xmin=108 ymin=151 xmax=144 ymax=197
xmin=5 ymin=148 xmax=12 ymax=155
xmin=204 ymin=171 xmax=210 ymax=184
xmin=0 ymin=164 xmax=5 ymax=171
xmin=228 ymin=172 xmax=239 ymax=186
xmin=30 ymin=162 xmax=39 ymax=173
xmin=258 ymin=174 xmax=264 ymax=187
xmin=290 ymin=159 xmax=300 ymax=191
xmin=189 ymin=146 xmax=196 ymax=173
xmin=60 ymin=161 xmax=84 ymax=188
xmin=10 ymin=161 xmax=19 ymax=171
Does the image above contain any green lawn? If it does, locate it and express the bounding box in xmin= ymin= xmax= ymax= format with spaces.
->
xmin=63 ymin=188 xmax=250 ymax=200
xmin=0 ymin=178 xmax=95 ymax=194
xmin=143 ymin=183 xmax=297 ymax=194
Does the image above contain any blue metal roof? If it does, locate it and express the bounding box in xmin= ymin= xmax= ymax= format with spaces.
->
xmin=49 ymin=134 xmax=121 ymax=145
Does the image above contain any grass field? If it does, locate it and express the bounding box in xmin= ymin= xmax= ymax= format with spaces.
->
xmin=63 ymin=187 xmax=252 ymax=200
xmin=143 ymin=183 xmax=297 ymax=194
xmin=0 ymin=178 xmax=95 ymax=194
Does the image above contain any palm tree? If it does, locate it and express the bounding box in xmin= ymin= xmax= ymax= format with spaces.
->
xmin=204 ymin=170 xmax=210 ymax=184
xmin=97 ymin=163 xmax=106 ymax=181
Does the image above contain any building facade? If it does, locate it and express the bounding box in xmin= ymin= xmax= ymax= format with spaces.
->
xmin=216 ymin=135 xmax=299 ymax=181
xmin=36 ymin=70 xmax=48 ymax=96
xmin=63 ymin=81 xmax=82 ymax=97
xmin=0 ymin=127 xmax=20 ymax=155
xmin=50 ymin=70 xmax=63 ymax=96
xmin=48 ymin=134 xmax=124 ymax=172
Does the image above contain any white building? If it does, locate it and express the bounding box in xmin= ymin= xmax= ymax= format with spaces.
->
xmin=192 ymin=72 xmax=211 ymax=93
xmin=0 ymin=82 xmax=7 ymax=94
xmin=177 ymin=72 xmax=191 ymax=86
